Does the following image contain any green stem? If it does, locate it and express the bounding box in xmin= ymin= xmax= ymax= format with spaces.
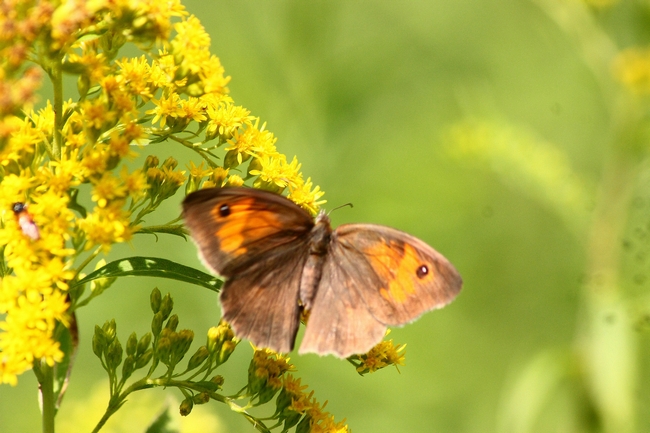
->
xmin=581 ymin=137 xmax=638 ymax=433
xmin=51 ymin=61 xmax=63 ymax=160
xmin=40 ymin=362 xmax=56 ymax=433
xmin=91 ymin=376 xmax=260 ymax=433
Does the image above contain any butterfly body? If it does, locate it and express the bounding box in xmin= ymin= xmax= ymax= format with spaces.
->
xmin=182 ymin=187 xmax=462 ymax=358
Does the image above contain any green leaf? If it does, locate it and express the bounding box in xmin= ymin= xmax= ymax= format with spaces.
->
xmin=145 ymin=406 xmax=177 ymax=433
xmin=73 ymin=256 xmax=222 ymax=292
xmin=53 ymin=317 xmax=79 ymax=412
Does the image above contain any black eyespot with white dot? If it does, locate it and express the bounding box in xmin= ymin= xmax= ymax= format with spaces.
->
xmin=219 ymin=203 xmax=231 ymax=217
xmin=416 ymin=264 xmax=429 ymax=279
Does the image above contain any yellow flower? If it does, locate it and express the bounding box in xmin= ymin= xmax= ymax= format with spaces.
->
xmin=205 ymin=98 xmax=252 ymax=140
xmin=91 ymin=172 xmax=127 ymax=208
xmin=1 ymin=3 xmax=327 ymax=394
xmin=0 ymin=173 xmax=35 ymax=205
xmin=50 ymin=0 xmax=97 ymax=49
xmin=288 ymin=177 xmax=326 ymax=215
xmin=149 ymin=93 xmax=182 ymax=128
xmin=108 ymin=130 xmax=137 ymax=159
xmin=225 ymin=174 xmax=244 ymax=187
xmin=131 ymin=0 xmax=188 ymax=43
xmin=251 ymin=348 xmax=294 ymax=390
xmin=116 ymin=56 xmax=154 ymax=101
xmin=188 ymin=161 xmax=212 ymax=180
xmin=39 ymin=156 xmax=83 ymax=193
xmin=250 ymin=154 xmax=302 ymax=191
xmin=81 ymin=99 xmax=116 ymax=131
xmin=67 ymin=43 xmax=109 ymax=85
xmin=172 ymin=15 xmax=211 ymax=56
xmin=199 ymin=56 xmax=231 ymax=95
xmin=613 ymin=46 xmax=650 ymax=94
xmin=150 ymin=51 xmax=178 ymax=90
xmin=211 ymin=166 xmax=229 ymax=186
xmin=0 ymin=289 xmax=67 ymax=385
xmin=80 ymin=144 xmax=109 ymax=176
xmin=79 ymin=203 xmax=134 ymax=251
xmin=226 ymin=120 xmax=278 ymax=166
xmin=178 ymin=97 xmax=207 ymax=123
xmin=354 ymin=331 xmax=406 ymax=375
xmin=120 ymin=167 xmax=149 ymax=201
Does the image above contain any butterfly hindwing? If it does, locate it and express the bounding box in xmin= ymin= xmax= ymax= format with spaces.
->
xmin=299 ymin=248 xmax=387 ymax=358
xmin=220 ymin=240 xmax=310 ymax=353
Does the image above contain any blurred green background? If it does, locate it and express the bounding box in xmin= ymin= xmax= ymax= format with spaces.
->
xmin=3 ymin=0 xmax=650 ymax=432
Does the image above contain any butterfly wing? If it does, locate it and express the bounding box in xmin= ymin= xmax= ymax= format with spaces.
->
xmin=220 ymin=242 xmax=310 ymax=353
xmin=335 ymin=224 xmax=462 ymax=325
xmin=182 ymin=187 xmax=315 ymax=353
xmin=182 ymin=187 xmax=314 ymax=276
xmin=298 ymin=251 xmax=388 ymax=357
xmin=300 ymin=224 xmax=461 ymax=357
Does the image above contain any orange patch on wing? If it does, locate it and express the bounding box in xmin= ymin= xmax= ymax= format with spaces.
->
xmin=211 ymin=199 xmax=285 ymax=257
xmin=366 ymin=241 xmax=434 ymax=304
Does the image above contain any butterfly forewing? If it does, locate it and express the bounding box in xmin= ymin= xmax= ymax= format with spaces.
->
xmin=182 ymin=188 xmax=314 ymax=276
xmin=329 ymin=224 xmax=462 ymax=326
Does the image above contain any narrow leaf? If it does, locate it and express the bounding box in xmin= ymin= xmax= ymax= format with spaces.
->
xmin=73 ymin=256 xmax=222 ymax=292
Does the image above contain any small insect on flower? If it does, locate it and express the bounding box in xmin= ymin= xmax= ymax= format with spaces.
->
xmin=12 ymin=202 xmax=40 ymax=241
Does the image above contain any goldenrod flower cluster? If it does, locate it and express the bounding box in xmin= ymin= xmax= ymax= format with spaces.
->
xmin=249 ymin=349 xmax=350 ymax=433
xmin=349 ymin=329 xmax=406 ymax=375
xmin=0 ymin=0 xmax=324 ymax=389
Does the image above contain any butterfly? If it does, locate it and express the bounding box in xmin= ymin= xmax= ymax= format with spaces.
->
xmin=182 ymin=187 xmax=462 ymax=358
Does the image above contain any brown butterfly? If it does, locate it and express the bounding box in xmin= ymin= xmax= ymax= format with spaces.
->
xmin=182 ymin=187 xmax=462 ymax=358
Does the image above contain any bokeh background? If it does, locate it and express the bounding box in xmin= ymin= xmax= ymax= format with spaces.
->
xmin=3 ymin=1 xmax=650 ymax=432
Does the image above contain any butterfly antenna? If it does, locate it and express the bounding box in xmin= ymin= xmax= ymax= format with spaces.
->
xmin=327 ymin=202 xmax=353 ymax=215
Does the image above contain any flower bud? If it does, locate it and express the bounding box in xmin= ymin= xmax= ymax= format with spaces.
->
xmin=162 ymin=157 xmax=178 ymax=170
xmin=102 ymin=319 xmax=117 ymax=343
xmin=179 ymin=398 xmax=193 ymax=416
xmin=150 ymin=288 xmax=161 ymax=313
xmin=225 ymin=174 xmax=244 ymax=187
xmin=137 ymin=333 xmax=152 ymax=357
xmin=170 ymin=329 xmax=194 ymax=364
xmin=156 ymin=337 xmax=172 ymax=365
xmin=210 ymin=375 xmax=225 ymax=388
xmin=122 ymin=354 xmax=135 ymax=379
xmin=223 ymin=149 xmax=240 ymax=169
xmin=92 ymin=326 xmax=105 ymax=358
xmin=187 ymin=346 xmax=209 ymax=370
xmin=192 ymin=392 xmax=210 ymax=405
xmin=126 ymin=332 xmax=138 ymax=356
xmin=135 ymin=349 xmax=153 ymax=369
xmin=165 ymin=314 xmax=179 ymax=331
xmin=107 ymin=339 xmax=123 ymax=370
xmin=160 ymin=293 xmax=173 ymax=319
xmin=144 ymin=155 xmax=159 ymax=170
xmin=211 ymin=167 xmax=229 ymax=187
xmin=151 ymin=312 xmax=163 ymax=336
